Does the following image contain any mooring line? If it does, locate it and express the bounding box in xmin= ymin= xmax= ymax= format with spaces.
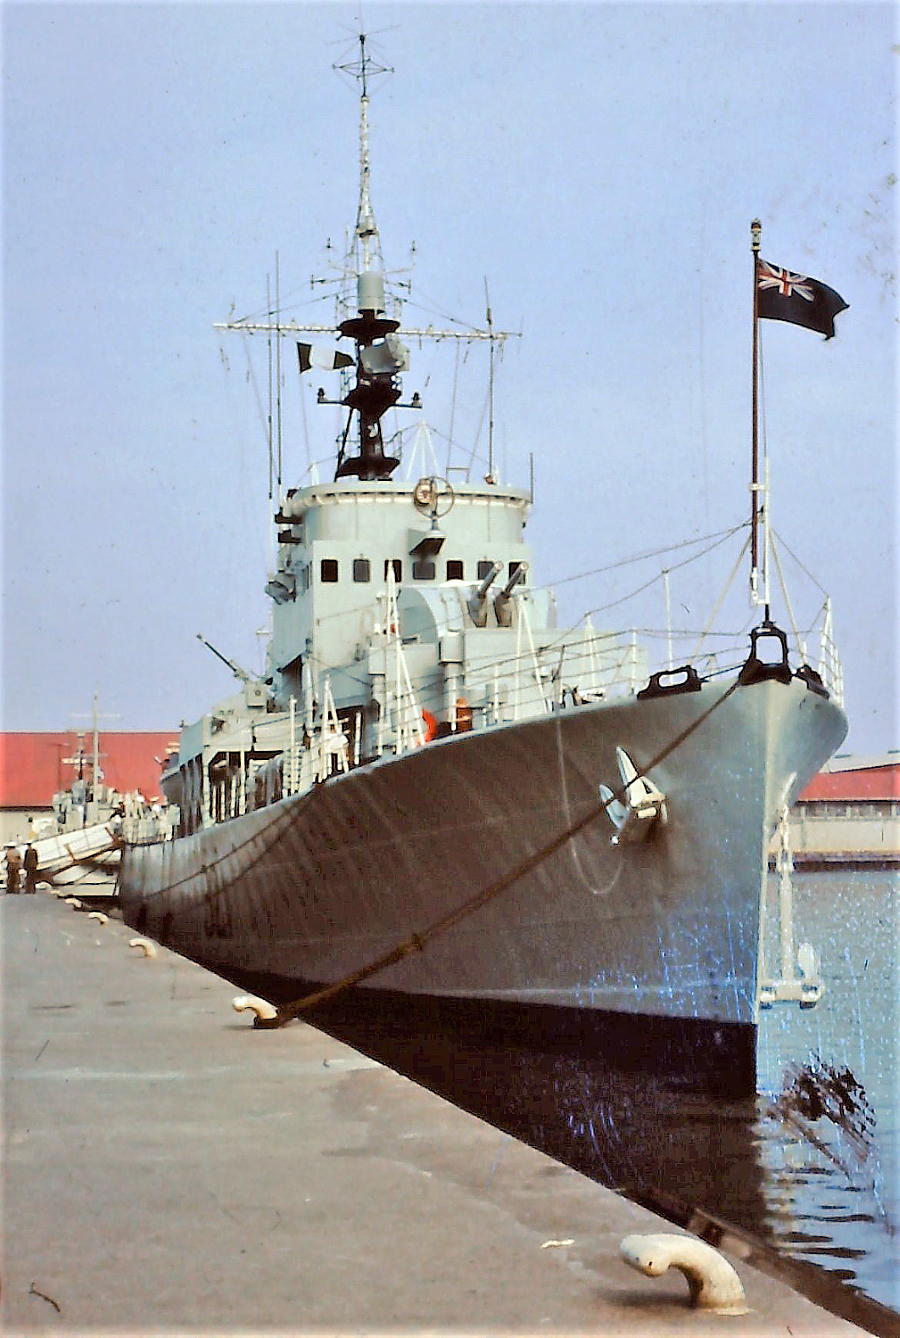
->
xmin=265 ymin=678 xmax=744 ymax=1025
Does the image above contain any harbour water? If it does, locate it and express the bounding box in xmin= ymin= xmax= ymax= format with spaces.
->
xmin=291 ymin=869 xmax=897 ymax=1323
xmin=755 ymin=870 xmax=897 ymax=1311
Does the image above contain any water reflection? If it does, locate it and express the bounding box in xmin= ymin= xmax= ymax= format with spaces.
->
xmin=228 ymin=870 xmax=898 ymax=1320
xmin=294 ymin=983 xmax=894 ymax=1327
xmin=755 ymin=871 xmax=897 ymax=1313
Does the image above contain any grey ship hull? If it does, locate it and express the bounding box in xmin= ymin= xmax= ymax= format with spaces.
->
xmin=120 ymin=673 xmax=846 ymax=1091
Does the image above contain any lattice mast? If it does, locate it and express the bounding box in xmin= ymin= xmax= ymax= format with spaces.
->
xmin=213 ymin=33 xmax=517 ymax=483
xmin=338 ymin=32 xmax=389 ymax=282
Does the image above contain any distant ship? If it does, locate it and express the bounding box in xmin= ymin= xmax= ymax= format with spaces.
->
xmin=119 ymin=37 xmax=848 ymax=1095
xmin=22 ymin=705 xmax=172 ymax=891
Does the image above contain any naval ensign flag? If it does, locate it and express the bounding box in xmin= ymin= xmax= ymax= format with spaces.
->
xmin=756 ymin=260 xmax=849 ymax=339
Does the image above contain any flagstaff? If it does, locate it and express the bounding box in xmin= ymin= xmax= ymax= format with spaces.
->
xmin=750 ymin=218 xmax=762 ymax=607
xmin=748 ymin=221 xmax=848 ymax=613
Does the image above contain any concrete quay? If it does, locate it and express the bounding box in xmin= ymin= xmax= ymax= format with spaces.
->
xmin=2 ymin=893 xmax=870 ymax=1337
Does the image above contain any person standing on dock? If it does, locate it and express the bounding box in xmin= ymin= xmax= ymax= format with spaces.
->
xmin=23 ymin=843 xmax=39 ymax=894
xmin=4 ymin=845 xmax=22 ymax=894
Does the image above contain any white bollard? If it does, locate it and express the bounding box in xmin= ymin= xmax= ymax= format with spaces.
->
xmin=65 ymin=897 xmax=83 ymax=910
xmin=88 ymin=911 xmax=109 ymax=924
xmin=619 ymin=1233 xmax=748 ymax=1314
xmin=232 ymin=995 xmax=278 ymax=1022
xmin=128 ymin=937 xmax=158 ymax=958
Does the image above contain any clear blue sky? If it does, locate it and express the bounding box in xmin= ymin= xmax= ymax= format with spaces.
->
xmin=3 ymin=2 xmax=895 ymax=754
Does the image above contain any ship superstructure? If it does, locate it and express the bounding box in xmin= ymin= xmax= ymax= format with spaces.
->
xmin=167 ymin=468 xmax=650 ymax=835
xmin=119 ymin=37 xmax=849 ymax=1094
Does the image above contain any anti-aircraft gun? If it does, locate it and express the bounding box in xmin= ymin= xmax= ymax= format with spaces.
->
xmin=196 ymin=634 xmax=269 ymax=711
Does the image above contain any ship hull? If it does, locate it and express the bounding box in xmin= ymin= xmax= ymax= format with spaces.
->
xmin=120 ymin=674 xmax=846 ymax=1092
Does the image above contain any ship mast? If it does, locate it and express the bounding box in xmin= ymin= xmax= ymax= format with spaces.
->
xmin=328 ymin=32 xmax=406 ymax=481
xmin=214 ymin=33 xmax=518 ymax=484
xmin=340 ymin=32 xmax=388 ymax=279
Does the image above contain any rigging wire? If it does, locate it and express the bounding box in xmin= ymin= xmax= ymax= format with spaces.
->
xmin=445 ymin=339 xmax=461 ymax=477
xmin=298 ymin=372 xmax=312 ymax=474
xmin=296 ymin=618 xmax=759 ymax=720
xmin=770 ymin=533 xmax=806 ymax=660
xmin=687 ymin=534 xmax=751 ymax=664
xmin=266 ymin=275 xmax=274 ymax=502
xmin=770 ymin=528 xmax=830 ymax=597
xmin=232 ymin=283 xmax=346 ymax=328
xmin=289 ymin=570 xmax=835 ymax=735
xmin=275 ymin=252 xmax=284 ymax=495
xmin=537 ymin=526 xmax=746 ymax=663
xmin=301 ymin=522 xmax=749 ymax=641
xmin=537 ymin=522 xmax=748 ymax=593
xmin=398 ymin=287 xmax=504 ymax=335
xmin=234 ymin=332 xmax=269 ymax=446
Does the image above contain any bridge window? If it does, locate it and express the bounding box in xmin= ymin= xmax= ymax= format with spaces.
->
xmin=477 ymin=560 xmax=495 ymax=580
xmin=446 ymin=559 xmax=464 ymax=580
xmin=320 ymin=559 xmax=339 ymax=583
xmin=384 ymin=558 xmax=402 ymax=582
xmin=508 ymin=561 xmax=525 ymax=584
xmin=353 ymin=558 xmax=371 ymax=583
xmin=412 ymin=559 xmax=435 ymax=581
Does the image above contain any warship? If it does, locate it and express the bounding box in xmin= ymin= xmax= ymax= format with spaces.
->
xmin=18 ymin=708 xmax=172 ymax=891
xmin=119 ymin=38 xmax=848 ymax=1093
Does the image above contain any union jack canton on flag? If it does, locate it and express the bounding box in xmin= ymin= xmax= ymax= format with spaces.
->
xmin=757 ymin=259 xmax=849 ymax=339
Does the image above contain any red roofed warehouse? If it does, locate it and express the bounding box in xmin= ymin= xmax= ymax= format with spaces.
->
xmin=789 ymin=753 xmax=899 ymax=866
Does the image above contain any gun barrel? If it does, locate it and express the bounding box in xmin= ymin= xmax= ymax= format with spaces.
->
xmin=475 ymin=561 xmax=503 ymax=600
xmin=499 ymin=562 xmax=528 ymax=598
xmin=196 ymin=633 xmax=252 ymax=685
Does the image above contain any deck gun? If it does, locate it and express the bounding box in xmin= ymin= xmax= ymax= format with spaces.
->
xmin=196 ymin=634 xmax=269 ymax=709
xmin=494 ymin=563 xmax=528 ymax=627
xmin=467 ymin=562 xmax=502 ymax=627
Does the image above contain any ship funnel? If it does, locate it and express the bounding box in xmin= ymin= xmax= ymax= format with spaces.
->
xmin=357 ymin=270 xmax=385 ymax=314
